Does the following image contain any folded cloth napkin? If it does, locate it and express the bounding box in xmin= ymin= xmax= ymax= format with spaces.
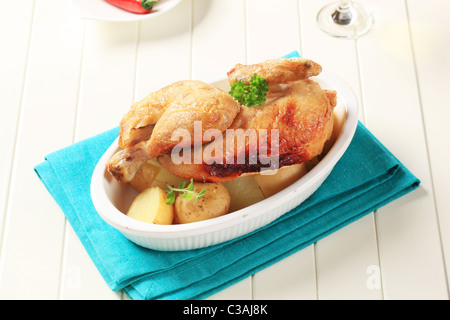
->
xmin=34 ymin=53 xmax=420 ymax=300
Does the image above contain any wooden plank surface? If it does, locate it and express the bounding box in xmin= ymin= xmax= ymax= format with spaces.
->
xmin=0 ymin=0 xmax=448 ymax=300
xmin=0 ymin=0 xmax=84 ymax=299
xmin=357 ymin=0 xmax=447 ymax=299
xmin=0 ymin=1 xmax=35 ymax=248
xmin=406 ymin=0 xmax=450 ymax=294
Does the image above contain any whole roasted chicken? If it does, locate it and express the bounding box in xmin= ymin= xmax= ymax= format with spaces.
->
xmin=107 ymin=57 xmax=336 ymax=183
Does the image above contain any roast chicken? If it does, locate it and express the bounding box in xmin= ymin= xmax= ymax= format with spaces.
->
xmin=106 ymin=57 xmax=336 ymax=183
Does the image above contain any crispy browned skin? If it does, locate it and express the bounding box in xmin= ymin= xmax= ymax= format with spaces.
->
xmin=107 ymin=80 xmax=240 ymax=182
xmin=227 ymin=57 xmax=322 ymax=87
xmin=158 ymin=79 xmax=336 ymax=182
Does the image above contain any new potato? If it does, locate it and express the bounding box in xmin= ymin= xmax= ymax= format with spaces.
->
xmin=174 ymin=182 xmax=230 ymax=224
xmin=127 ymin=187 xmax=174 ymax=225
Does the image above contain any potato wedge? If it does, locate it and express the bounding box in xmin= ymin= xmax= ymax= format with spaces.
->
xmin=127 ymin=187 xmax=174 ymax=225
xmin=151 ymin=166 xmax=188 ymax=191
xmin=222 ymin=176 xmax=265 ymax=212
xmin=129 ymin=160 xmax=161 ymax=192
xmin=254 ymin=163 xmax=308 ymax=198
xmin=174 ymin=182 xmax=230 ymax=224
xmin=130 ymin=159 xmax=190 ymax=193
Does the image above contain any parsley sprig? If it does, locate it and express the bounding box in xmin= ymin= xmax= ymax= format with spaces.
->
xmin=229 ymin=73 xmax=269 ymax=108
xmin=165 ymin=179 xmax=206 ymax=205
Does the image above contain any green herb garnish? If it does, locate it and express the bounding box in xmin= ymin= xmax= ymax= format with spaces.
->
xmin=165 ymin=179 xmax=206 ymax=205
xmin=229 ymin=73 xmax=269 ymax=108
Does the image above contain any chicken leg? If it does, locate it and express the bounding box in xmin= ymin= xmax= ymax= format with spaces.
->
xmin=107 ymin=80 xmax=241 ymax=182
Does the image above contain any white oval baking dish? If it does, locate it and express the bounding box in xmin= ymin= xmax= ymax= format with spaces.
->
xmin=90 ymin=71 xmax=359 ymax=251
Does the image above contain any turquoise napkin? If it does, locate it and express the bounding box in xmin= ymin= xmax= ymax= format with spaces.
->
xmin=34 ymin=52 xmax=420 ymax=300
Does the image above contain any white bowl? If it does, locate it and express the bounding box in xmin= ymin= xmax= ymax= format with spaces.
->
xmin=72 ymin=0 xmax=182 ymax=22
xmin=90 ymin=71 xmax=359 ymax=251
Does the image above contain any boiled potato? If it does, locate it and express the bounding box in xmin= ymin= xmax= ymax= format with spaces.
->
xmin=130 ymin=160 xmax=161 ymax=192
xmin=127 ymin=187 xmax=174 ymax=225
xmin=150 ymin=166 xmax=188 ymax=191
xmin=130 ymin=159 xmax=190 ymax=192
xmin=174 ymin=182 xmax=230 ymax=224
xmin=222 ymin=175 xmax=265 ymax=212
xmin=254 ymin=163 xmax=308 ymax=198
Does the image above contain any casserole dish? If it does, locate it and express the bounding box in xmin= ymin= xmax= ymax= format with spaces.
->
xmin=90 ymin=71 xmax=359 ymax=251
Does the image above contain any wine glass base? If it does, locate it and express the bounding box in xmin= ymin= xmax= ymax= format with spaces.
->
xmin=317 ymin=1 xmax=373 ymax=39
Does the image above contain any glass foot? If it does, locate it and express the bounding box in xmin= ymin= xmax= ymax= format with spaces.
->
xmin=317 ymin=1 xmax=373 ymax=39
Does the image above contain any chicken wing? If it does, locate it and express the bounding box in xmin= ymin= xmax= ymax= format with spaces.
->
xmin=227 ymin=57 xmax=322 ymax=87
xmin=107 ymin=80 xmax=241 ymax=182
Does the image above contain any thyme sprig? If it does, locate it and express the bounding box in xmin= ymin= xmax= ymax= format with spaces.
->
xmin=165 ymin=179 xmax=206 ymax=205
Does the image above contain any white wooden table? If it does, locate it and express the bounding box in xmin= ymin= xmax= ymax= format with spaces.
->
xmin=0 ymin=0 xmax=449 ymax=300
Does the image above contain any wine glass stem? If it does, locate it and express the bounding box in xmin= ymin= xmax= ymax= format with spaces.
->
xmin=333 ymin=0 xmax=354 ymax=26
xmin=339 ymin=0 xmax=351 ymax=10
